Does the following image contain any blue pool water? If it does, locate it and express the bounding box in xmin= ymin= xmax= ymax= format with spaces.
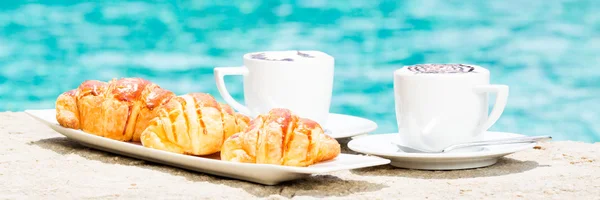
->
xmin=0 ymin=1 xmax=598 ymax=142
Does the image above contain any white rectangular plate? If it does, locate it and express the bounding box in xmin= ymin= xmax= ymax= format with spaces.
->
xmin=25 ymin=109 xmax=390 ymax=185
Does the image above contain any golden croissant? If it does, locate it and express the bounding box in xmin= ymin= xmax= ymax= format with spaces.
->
xmin=140 ymin=93 xmax=250 ymax=156
xmin=56 ymin=78 xmax=172 ymax=141
xmin=55 ymin=78 xmax=249 ymax=152
xmin=221 ymin=108 xmax=341 ymax=167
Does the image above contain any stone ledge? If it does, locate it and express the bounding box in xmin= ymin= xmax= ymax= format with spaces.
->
xmin=1 ymin=112 xmax=599 ymax=199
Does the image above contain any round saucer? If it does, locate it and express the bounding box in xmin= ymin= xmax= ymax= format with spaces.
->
xmin=324 ymin=113 xmax=378 ymax=139
xmin=347 ymin=131 xmax=537 ymax=170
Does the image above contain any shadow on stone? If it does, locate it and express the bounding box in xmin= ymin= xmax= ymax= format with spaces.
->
xmin=350 ymin=157 xmax=539 ymax=179
xmin=32 ymin=137 xmax=386 ymax=198
xmin=336 ymin=137 xmax=360 ymax=155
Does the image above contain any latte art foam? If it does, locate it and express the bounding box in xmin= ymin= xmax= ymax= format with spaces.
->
xmin=407 ymin=64 xmax=475 ymax=74
xmin=249 ymin=51 xmax=315 ymax=61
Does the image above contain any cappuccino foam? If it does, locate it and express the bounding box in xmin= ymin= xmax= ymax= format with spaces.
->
xmin=407 ymin=64 xmax=475 ymax=74
xmin=248 ymin=50 xmax=320 ymax=62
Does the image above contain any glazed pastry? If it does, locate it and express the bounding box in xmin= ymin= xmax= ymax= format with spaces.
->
xmin=220 ymin=108 xmax=341 ymax=167
xmin=140 ymin=93 xmax=250 ymax=156
xmin=56 ymin=78 xmax=176 ymax=141
xmin=58 ymin=78 xmax=229 ymax=143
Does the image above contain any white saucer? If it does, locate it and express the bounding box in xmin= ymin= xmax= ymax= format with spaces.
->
xmin=347 ymin=131 xmax=537 ymax=170
xmin=324 ymin=113 xmax=378 ymax=139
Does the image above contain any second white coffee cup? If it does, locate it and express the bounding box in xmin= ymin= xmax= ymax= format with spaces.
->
xmin=394 ymin=64 xmax=509 ymax=152
xmin=214 ymin=50 xmax=335 ymax=126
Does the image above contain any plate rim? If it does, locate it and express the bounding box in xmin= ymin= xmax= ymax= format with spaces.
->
xmin=24 ymin=109 xmax=391 ymax=175
xmin=326 ymin=113 xmax=378 ymax=138
xmin=347 ymin=132 xmax=537 ymax=159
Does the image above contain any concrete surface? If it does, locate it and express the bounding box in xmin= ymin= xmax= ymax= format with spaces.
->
xmin=1 ymin=111 xmax=599 ymax=199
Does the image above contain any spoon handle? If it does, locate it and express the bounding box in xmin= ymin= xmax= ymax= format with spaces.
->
xmin=442 ymin=135 xmax=552 ymax=152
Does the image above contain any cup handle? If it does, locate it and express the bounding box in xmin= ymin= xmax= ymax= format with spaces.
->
xmin=214 ymin=67 xmax=251 ymax=115
xmin=473 ymin=84 xmax=509 ymax=132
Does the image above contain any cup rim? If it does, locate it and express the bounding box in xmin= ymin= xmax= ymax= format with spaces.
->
xmin=394 ymin=63 xmax=490 ymax=76
xmin=242 ymin=50 xmax=333 ymax=63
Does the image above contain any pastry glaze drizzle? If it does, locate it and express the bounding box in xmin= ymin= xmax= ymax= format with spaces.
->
xmin=145 ymin=86 xmax=174 ymax=110
xmin=270 ymin=109 xmax=295 ymax=164
xmin=180 ymin=95 xmax=200 ymax=154
xmin=78 ymin=80 xmax=107 ymax=96
xmin=128 ymin=84 xmax=175 ymax=142
xmin=301 ymin=118 xmax=317 ymax=164
xmin=191 ymin=93 xmax=220 ymax=135
xmin=219 ymin=103 xmax=232 ymax=143
xmin=267 ymin=108 xmax=293 ymax=136
xmin=283 ymin=116 xmax=298 ymax=165
xmin=111 ymin=78 xmax=151 ymax=102
xmin=109 ymin=78 xmax=152 ymax=140
xmin=252 ymin=116 xmax=265 ymax=161
xmin=179 ymin=97 xmax=191 ymax=147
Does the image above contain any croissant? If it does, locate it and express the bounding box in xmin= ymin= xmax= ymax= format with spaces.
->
xmin=55 ymin=78 xmax=248 ymax=148
xmin=220 ymin=108 xmax=341 ymax=167
xmin=55 ymin=78 xmax=172 ymax=141
xmin=140 ymin=93 xmax=251 ymax=156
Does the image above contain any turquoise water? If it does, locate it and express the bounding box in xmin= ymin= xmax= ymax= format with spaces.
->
xmin=0 ymin=1 xmax=598 ymax=142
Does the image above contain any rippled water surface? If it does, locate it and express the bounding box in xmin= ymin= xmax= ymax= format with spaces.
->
xmin=1 ymin=0 xmax=598 ymax=142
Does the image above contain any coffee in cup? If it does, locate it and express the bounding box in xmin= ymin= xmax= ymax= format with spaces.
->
xmin=214 ymin=50 xmax=334 ymax=126
xmin=406 ymin=63 xmax=476 ymax=74
xmin=394 ymin=63 xmax=509 ymax=152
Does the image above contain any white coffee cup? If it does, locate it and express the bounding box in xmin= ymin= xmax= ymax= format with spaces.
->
xmin=394 ymin=64 xmax=509 ymax=152
xmin=214 ymin=50 xmax=335 ymax=126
